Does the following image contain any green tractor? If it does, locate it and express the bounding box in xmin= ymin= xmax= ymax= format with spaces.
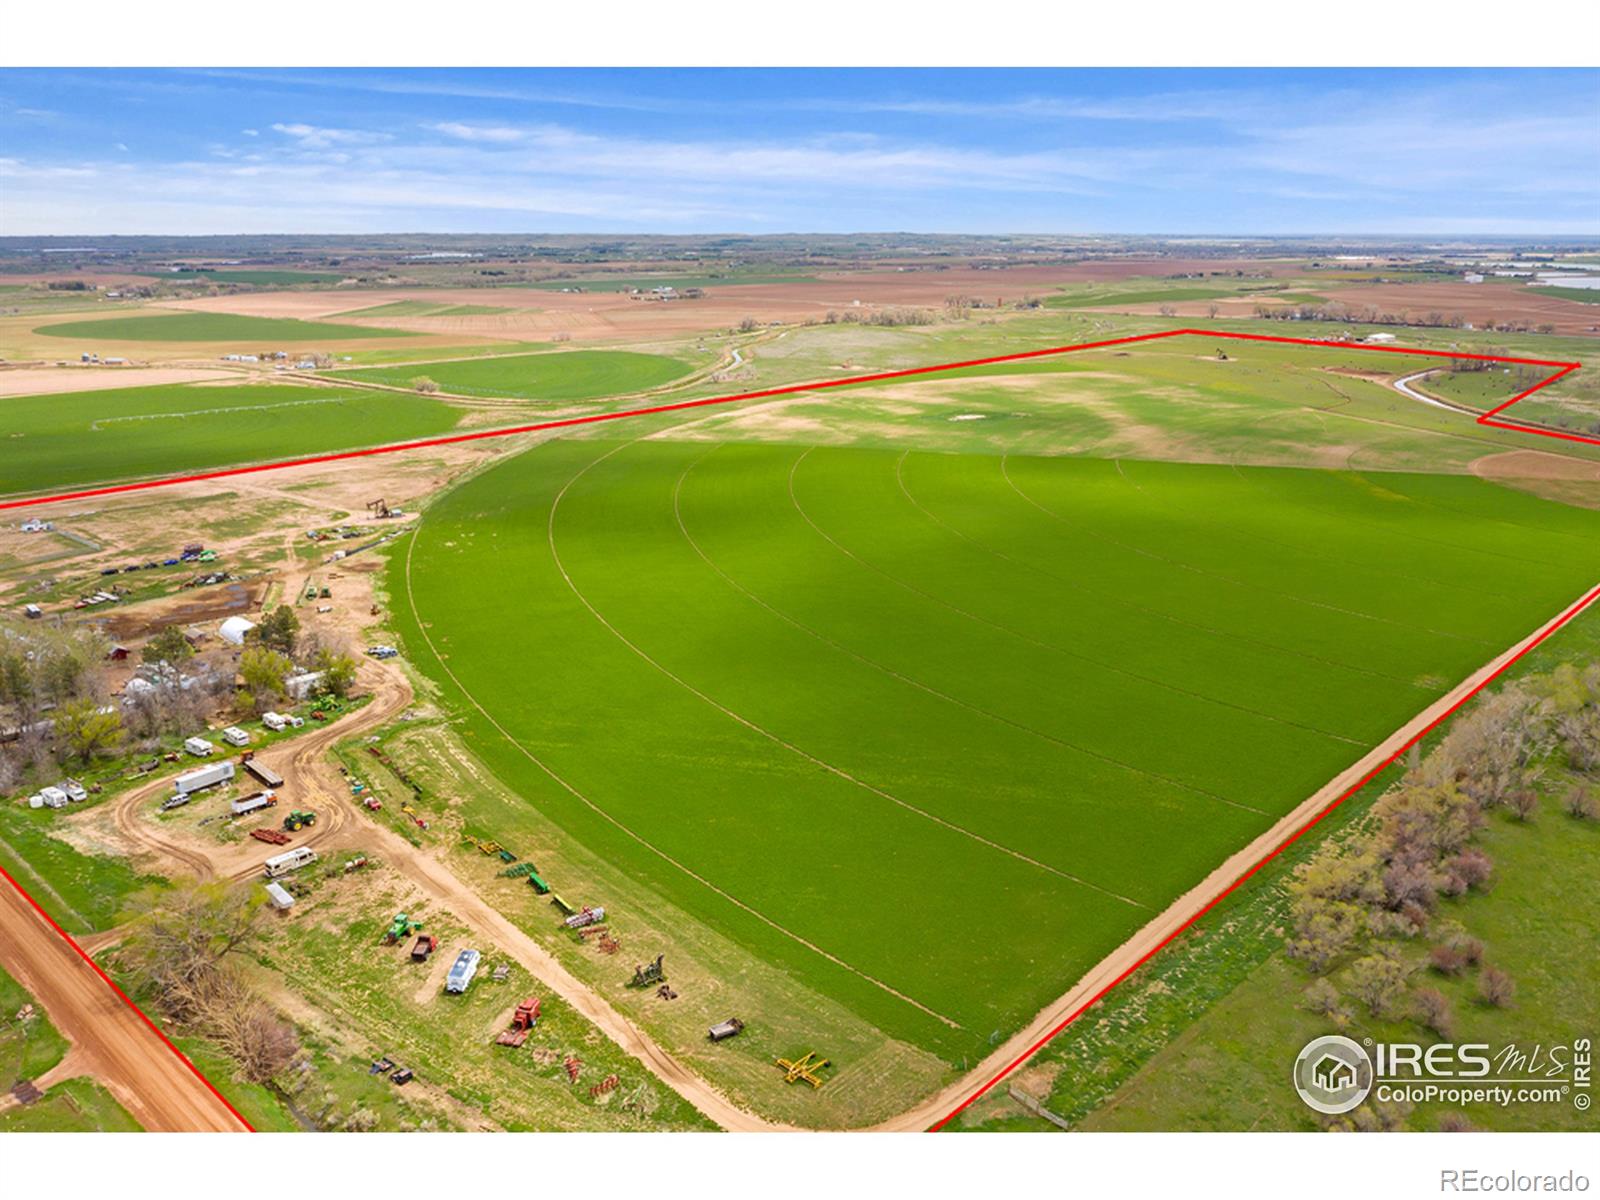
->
xmin=283 ymin=809 xmax=317 ymax=833
xmin=383 ymin=913 xmax=422 ymax=945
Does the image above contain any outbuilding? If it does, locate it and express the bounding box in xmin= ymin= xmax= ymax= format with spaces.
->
xmin=218 ymin=616 xmax=256 ymax=646
xmin=264 ymin=882 xmax=296 ymax=910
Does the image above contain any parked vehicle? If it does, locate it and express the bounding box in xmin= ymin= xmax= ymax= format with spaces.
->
xmin=172 ymin=760 xmax=235 ymax=796
xmin=183 ymin=736 xmax=215 ymax=757
xmin=445 ymin=949 xmax=481 ymax=994
xmin=410 ymin=934 xmax=437 ymax=963
xmin=221 ymin=726 xmax=250 ymax=747
xmin=59 ymin=779 xmax=88 ymax=802
xmin=243 ymin=759 xmax=284 ymax=789
xmin=262 ymin=847 xmax=317 ymax=878
xmin=230 ymin=790 xmax=277 ymax=817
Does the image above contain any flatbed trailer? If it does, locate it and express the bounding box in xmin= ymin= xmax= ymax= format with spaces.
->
xmin=243 ymin=759 xmax=284 ymax=789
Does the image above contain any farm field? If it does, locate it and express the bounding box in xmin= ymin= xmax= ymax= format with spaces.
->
xmin=390 ymin=426 xmax=1600 ymax=1063
xmin=139 ymin=269 xmax=346 ymax=286
xmin=335 ymin=348 xmax=696 ymax=401
xmin=0 ymin=381 xmax=463 ymax=497
xmin=34 ymin=312 xmax=411 ymax=342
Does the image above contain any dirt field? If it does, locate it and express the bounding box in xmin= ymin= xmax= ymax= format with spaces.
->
xmin=0 ymin=365 xmax=239 ymax=396
xmin=1472 ymin=448 xmax=1600 ymax=508
xmin=1327 ymin=282 xmax=1600 ymax=336
xmin=0 ymin=870 xmax=248 ymax=1131
xmin=138 ymin=260 xmax=1301 ymax=346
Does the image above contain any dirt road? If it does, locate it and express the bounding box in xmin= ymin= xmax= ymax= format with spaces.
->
xmin=869 ymin=579 xmax=1600 ymax=1130
xmin=0 ymin=866 xmax=249 ymax=1131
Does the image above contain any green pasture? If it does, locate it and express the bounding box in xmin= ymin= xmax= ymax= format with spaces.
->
xmin=0 ymin=381 xmax=462 ymax=497
xmin=34 ymin=312 xmax=412 ymax=342
xmin=390 ymin=428 xmax=1600 ymax=1062
xmin=336 ymin=348 xmax=695 ymax=401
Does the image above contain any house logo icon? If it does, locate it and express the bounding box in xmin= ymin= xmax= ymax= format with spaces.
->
xmin=1293 ymin=1035 xmax=1374 ymax=1115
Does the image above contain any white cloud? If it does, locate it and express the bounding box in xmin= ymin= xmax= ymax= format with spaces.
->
xmin=425 ymin=121 xmax=526 ymax=143
xmin=269 ymin=122 xmax=391 ymax=149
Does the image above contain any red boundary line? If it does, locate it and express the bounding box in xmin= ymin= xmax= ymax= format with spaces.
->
xmin=0 ymin=327 xmax=1586 ymax=1133
xmin=0 ymin=860 xmax=255 ymax=1131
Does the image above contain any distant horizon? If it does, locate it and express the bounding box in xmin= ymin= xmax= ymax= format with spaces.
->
xmin=4 ymin=231 xmax=1600 ymax=248
xmin=2 ymin=68 xmax=1596 ymax=238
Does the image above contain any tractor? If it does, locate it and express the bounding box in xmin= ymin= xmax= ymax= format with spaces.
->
xmin=283 ymin=809 xmax=317 ymax=833
xmin=495 ymin=997 xmax=541 ymax=1048
xmin=383 ymin=913 xmax=422 ymax=945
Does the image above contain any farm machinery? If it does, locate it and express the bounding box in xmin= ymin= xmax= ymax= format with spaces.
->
xmin=410 ymin=934 xmax=437 ymax=962
xmin=282 ymin=809 xmax=317 ymax=833
xmin=776 ymin=1051 xmax=831 ymax=1089
xmin=628 ymin=954 xmax=666 ymax=989
xmin=383 ymin=913 xmax=423 ymax=945
xmin=250 ymin=828 xmax=291 ymax=846
xmin=494 ymin=997 xmax=542 ymax=1048
xmin=500 ymin=861 xmax=551 ymax=894
xmin=464 ymin=835 xmax=517 ymax=863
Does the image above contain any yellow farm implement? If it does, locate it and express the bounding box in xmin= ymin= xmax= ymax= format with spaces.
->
xmin=775 ymin=1051 xmax=830 ymax=1089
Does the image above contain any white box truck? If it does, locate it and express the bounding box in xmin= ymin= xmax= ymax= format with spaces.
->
xmin=184 ymin=736 xmax=215 ymax=757
xmin=263 ymin=847 xmax=317 ymax=878
xmin=222 ymin=726 xmax=250 ymax=748
xmin=173 ymin=760 xmax=235 ymax=796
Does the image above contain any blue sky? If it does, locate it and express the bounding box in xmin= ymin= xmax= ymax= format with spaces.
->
xmin=1 ymin=68 xmax=1596 ymax=236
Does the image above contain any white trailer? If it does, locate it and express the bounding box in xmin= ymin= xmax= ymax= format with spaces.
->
xmin=38 ymin=786 xmax=69 ymax=809
xmin=173 ymin=760 xmax=235 ymax=796
xmin=230 ymin=790 xmax=277 ymax=816
xmin=184 ymin=736 xmax=215 ymax=757
xmin=264 ymin=882 xmax=296 ymax=910
xmin=445 ymin=949 xmax=481 ymax=994
xmin=263 ymin=847 xmax=317 ymax=878
xmin=221 ymin=726 xmax=251 ymax=748
xmin=262 ymin=711 xmax=288 ymax=731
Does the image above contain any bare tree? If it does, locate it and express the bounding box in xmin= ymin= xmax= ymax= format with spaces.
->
xmin=1563 ymin=784 xmax=1599 ymax=821
xmin=1478 ymin=965 xmax=1516 ymax=1008
xmin=1414 ymin=987 xmax=1455 ymax=1039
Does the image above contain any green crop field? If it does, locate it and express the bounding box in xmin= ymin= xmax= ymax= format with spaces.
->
xmin=34 ymin=312 xmax=412 ymax=342
xmin=337 ymin=348 xmax=694 ymax=400
xmin=0 ymin=381 xmax=462 ymax=497
xmin=390 ymin=420 xmax=1600 ymax=1063
xmin=140 ymin=269 xmax=345 ymax=286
